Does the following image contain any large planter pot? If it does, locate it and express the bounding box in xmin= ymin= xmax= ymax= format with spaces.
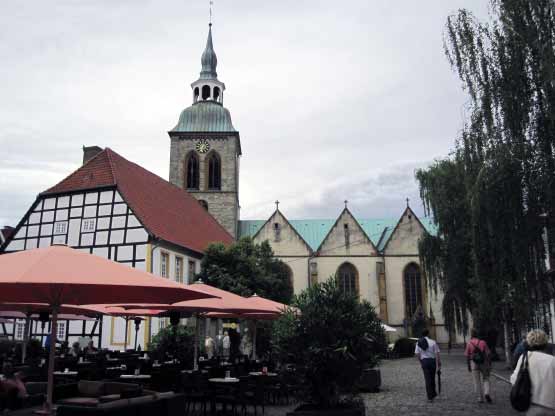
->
xmin=357 ymin=368 xmax=381 ymax=392
xmin=287 ymin=404 xmax=365 ymax=416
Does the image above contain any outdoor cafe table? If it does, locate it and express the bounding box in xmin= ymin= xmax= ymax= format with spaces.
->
xmin=249 ymin=372 xmax=278 ymax=377
xmin=120 ymin=374 xmax=151 ymax=380
xmin=53 ymin=371 xmax=78 ymax=377
xmin=209 ymin=377 xmax=239 ymax=384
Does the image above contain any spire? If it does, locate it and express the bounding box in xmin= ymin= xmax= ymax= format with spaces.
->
xmin=200 ymin=24 xmax=218 ymax=80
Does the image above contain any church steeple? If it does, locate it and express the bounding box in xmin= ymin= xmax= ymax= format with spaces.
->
xmin=190 ymin=24 xmax=225 ymax=105
xmin=200 ymin=24 xmax=218 ymax=80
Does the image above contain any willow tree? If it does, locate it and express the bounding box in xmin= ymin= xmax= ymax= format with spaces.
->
xmin=417 ymin=0 xmax=555 ymax=354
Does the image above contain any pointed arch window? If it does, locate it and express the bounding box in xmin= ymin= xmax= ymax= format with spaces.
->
xmin=404 ymin=263 xmax=423 ymax=319
xmin=337 ymin=262 xmax=358 ymax=296
xmin=208 ymin=152 xmax=221 ymax=190
xmin=185 ymin=152 xmax=199 ymax=190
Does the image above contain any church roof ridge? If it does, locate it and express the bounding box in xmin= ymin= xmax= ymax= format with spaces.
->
xmin=239 ymin=215 xmax=437 ymax=251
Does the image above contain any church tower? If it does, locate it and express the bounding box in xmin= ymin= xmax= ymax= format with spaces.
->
xmin=169 ymin=24 xmax=241 ymax=239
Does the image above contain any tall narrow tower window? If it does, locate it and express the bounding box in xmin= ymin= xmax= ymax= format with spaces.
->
xmin=404 ymin=263 xmax=423 ymax=319
xmin=185 ymin=153 xmax=200 ymax=190
xmin=193 ymin=87 xmax=199 ymax=103
xmin=214 ymin=86 xmax=220 ymax=102
xmin=208 ymin=153 xmax=221 ymax=190
xmin=202 ymin=85 xmax=211 ymax=100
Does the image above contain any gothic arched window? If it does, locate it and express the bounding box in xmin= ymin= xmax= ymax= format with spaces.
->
xmin=404 ymin=263 xmax=423 ymax=319
xmin=337 ymin=262 xmax=358 ymax=296
xmin=207 ymin=152 xmax=221 ymax=190
xmin=185 ymin=152 xmax=199 ymax=190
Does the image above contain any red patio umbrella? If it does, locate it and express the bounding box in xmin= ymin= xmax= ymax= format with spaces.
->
xmin=0 ymin=245 xmax=217 ymax=414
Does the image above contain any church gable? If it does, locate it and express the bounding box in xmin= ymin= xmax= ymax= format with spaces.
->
xmin=383 ymin=207 xmax=427 ymax=255
xmin=252 ymin=210 xmax=311 ymax=256
xmin=317 ymin=209 xmax=376 ymax=256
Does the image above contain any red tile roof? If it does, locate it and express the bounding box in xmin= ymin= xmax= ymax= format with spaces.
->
xmin=42 ymin=148 xmax=233 ymax=253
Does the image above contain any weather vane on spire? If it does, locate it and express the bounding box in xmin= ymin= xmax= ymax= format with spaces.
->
xmin=209 ymin=0 xmax=213 ymax=25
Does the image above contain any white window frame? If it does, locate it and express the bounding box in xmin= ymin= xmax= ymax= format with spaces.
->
xmin=57 ymin=321 xmax=66 ymax=340
xmin=81 ymin=218 xmax=96 ymax=233
xmin=160 ymin=252 xmax=169 ymax=278
xmin=54 ymin=221 xmax=68 ymax=235
xmin=175 ymin=256 xmax=183 ymax=283
xmin=15 ymin=322 xmax=25 ymax=340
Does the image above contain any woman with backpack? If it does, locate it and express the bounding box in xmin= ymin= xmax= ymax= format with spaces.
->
xmin=465 ymin=329 xmax=492 ymax=403
xmin=415 ymin=328 xmax=441 ymax=402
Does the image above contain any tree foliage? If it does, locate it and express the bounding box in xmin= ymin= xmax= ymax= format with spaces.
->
xmin=272 ymin=277 xmax=385 ymax=408
xmin=197 ymin=237 xmax=294 ymax=304
xmin=417 ymin=0 xmax=555 ymax=337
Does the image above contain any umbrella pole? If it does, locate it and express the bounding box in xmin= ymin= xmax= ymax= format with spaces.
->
xmin=134 ymin=321 xmax=140 ymax=350
xmin=193 ymin=314 xmax=199 ymax=371
xmin=252 ymin=322 xmax=257 ymax=361
xmin=21 ymin=313 xmax=30 ymax=364
xmin=46 ymin=305 xmax=59 ymax=413
xmin=124 ymin=317 xmax=129 ymax=351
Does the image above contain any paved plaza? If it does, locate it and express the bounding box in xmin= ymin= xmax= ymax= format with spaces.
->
xmin=264 ymin=349 xmax=519 ymax=416
xmin=362 ymin=350 xmax=518 ymax=416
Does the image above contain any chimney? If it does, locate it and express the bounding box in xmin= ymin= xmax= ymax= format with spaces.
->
xmin=82 ymin=146 xmax=104 ymax=165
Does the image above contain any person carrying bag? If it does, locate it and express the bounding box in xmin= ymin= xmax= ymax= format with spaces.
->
xmin=511 ymin=330 xmax=555 ymax=416
xmin=465 ymin=329 xmax=492 ymax=403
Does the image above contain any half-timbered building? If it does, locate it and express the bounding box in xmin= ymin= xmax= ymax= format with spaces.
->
xmin=1 ymin=147 xmax=233 ymax=349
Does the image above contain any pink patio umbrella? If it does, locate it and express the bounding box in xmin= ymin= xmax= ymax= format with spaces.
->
xmin=0 ymin=245 xmax=217 ymax=414
xmin=117 ymin=281 xmax=279 ymax=369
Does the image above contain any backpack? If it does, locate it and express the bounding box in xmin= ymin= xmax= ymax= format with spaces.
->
xmin=471 ymin=340 xmax=485 ymax=365
xmin=510 ymin=352 xmax=532 ymax=412
xmin=417 ymin=337 xmax=429 ymax=351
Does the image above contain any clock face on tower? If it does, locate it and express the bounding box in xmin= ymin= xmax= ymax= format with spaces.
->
xmin=195 ymin=139 xmax=211 ymax=153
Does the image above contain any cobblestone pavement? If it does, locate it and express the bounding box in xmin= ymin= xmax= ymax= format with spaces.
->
xmin=262 ymin=349 xmax=518 ymax=416
xmin=362 ymin=350 xmax=519 ymax=416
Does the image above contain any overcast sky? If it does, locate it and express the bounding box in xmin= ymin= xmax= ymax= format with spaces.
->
xmin=0 ymin=1 xmax=490 ymax=227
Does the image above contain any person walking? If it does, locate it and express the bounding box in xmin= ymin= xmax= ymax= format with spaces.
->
xmin=511 ymin=330 xmax=555 ymax=416
xmin=465 ymin=329 xmax=492 ymax=403
xmin=415 ymin=328 xmax=441 ymax=402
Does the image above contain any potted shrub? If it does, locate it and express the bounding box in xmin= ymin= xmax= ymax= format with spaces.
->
xmin=150 ymin=324 xmax=194 ymax=365
xmin=273 ymin=278 xmax=385 ymax=416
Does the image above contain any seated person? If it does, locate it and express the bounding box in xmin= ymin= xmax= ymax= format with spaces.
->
xmin=0 ymin=363 xmax=28 ymax=410
xmin=69 ymin=342 xmax=81 ymax=357
xmin=84 ymin=340 xmax=98 ymax=355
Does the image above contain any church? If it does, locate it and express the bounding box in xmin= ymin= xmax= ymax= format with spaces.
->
xmin=166 ymin=24 xmax=451 ymax=344
xmin=1 ymin=24 xmax=455 ymax=346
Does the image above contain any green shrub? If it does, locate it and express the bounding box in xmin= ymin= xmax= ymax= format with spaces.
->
xmin=150 ymin=324 xmax=195 ymax=365
xmin=272 ymin=277 xmax=385 ymax=408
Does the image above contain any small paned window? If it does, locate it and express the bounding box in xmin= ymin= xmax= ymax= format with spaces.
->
xmin=160 ymin=252 xmax=169 ymax=278
xmin=208 ymin=153 xmax=221 ymax=190
xmin=15 ymin=322 xmax=25 ymax=340
xmin=186 ymin=153 xmax=200 ymax=190
xmin=175 ymin=257 xmax=184 ymax=283
xmin=54 ymin=221 xmax=68 ymax=235
xmin=57 ymin=321 xmax=66 ymax=340
xmin=81 ymin=219 xmax=96 ymax=233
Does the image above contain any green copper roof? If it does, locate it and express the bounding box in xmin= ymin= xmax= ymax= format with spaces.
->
xmin=238 ymin=216 xmax=438 ymax=252
xmin=171 ymin=101 xmax=236 ymax=133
